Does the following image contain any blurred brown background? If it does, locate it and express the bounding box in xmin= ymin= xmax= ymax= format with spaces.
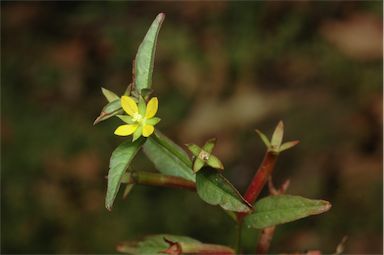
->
xmin=1 ymin=2 xmax=382 ymax=254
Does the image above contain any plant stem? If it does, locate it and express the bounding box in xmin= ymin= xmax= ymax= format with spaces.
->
xmin=243 ymin=150 xmax=278 ymax=204
xmin=130 ymin=171 xmax=196 ymax=191
xmin=255 ymin=178 xmax=290 ymax=254
xmin=236 ymin=150 xmax=279 ymax=222
xmin=235 ymin=223 xmax=242 ymax=254
xmin=256 ymin=226 xmax=275 ymax=254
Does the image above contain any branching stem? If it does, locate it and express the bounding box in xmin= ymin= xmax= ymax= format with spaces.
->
xmin=130 ymin=171 xmax=196 ymax=191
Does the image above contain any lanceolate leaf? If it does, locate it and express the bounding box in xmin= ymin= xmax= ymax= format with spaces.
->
xmin=94 ymin=99 xmax=123 ymax=125
xmin=135 ymin=13 xmax=165 ymax=92
xmin=279 ymin=140 xmax=300 ymax=152
xmin=244 ymin=195 xmax=332 ymax=229
xmin=101 ymin=87 xmax=119 ymax=102
xmin=255 ymin=129 xmax=271 ymax=148
xmin=106 ymin=139 xmax=145 ymax=210
xmin=202 ymin=138 xmax=216 ymax=154
xmin=206 ymin=154 xmax=224 ymax=170
xmin=196 ymin=167 xmax=252 ymax=213
xmin=271 ymin=121 xmax=284 ymax=148
xmin=143 ymin=131 xmax=195 ymax=182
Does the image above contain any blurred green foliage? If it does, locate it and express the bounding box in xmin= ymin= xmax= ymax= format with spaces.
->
xmin=1 ymin=2 xmax=382 ymax=254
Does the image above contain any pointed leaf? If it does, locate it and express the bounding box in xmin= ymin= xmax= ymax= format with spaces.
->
xmin=105 ymin=139 xmax=145 ymax=210
xmin=123 ymin=184 xmax=134 ymax=199
xmin=186 ymin=143 xmax=201 ymax=157
xmin=271 ymin=121 xmax=284 ymax=148
xmin=193 ymin=158 xmax=205 ymax=173
xmin=143 ymin=131 xmax=195 ymax=182
xmin=140 ymin=88 xmax=154 ymax=100
xmin=206 ymin=154 xmax=224 ymax=170
xmin=120 ymin=172 xmax=132 ymax=183
xmin=101 ymin=87 xmax=119 ymax=102
xmin=255 ymin=129 xmax=271 ymax=148
xmin=94 ymin=99 xmax=123 ymax=125
xmin=135 ymin=13 xmax=165 ymax=92
xmin=244 ymin=195 xmax=332 ymax=229
xmin=196 ymin=167 xmax=252 ymax=212
xmin=121 ymin=172 xmax=135 ymax=199
xmin=146 ymin=117 xmax=161 ymax=126
xmin=117 ymin=115 xmax=134 ymax=124
xmin=279 ymin=140 xmax=300 ymax=152
xmin=202 ymin=138 xmax=216 ymax=154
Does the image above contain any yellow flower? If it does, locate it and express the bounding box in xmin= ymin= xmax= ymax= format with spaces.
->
xmin=114 ymin=96 xmax=160 ymax=141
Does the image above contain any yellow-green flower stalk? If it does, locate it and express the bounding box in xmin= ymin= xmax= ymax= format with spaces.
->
xmin=114 ymin=96 xmax=160 ymax=141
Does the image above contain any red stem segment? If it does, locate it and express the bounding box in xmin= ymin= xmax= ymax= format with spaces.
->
xmin=243 ymin=151 xmax=278 ymax=204
xmin=238 ymin=150 xmax=279 ymax=220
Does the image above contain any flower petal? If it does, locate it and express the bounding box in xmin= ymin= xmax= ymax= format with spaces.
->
xmin=121 ymin=96 xmax=138 ymax=116
xmin=145 ymin=97 xmax=158 ymax=119
xmin=142 ymin=124 xmax=155 ymax=137
xmin=114 ymin=124 xmax=138 ymax=136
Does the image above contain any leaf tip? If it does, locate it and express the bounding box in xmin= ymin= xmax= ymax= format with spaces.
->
xmin=93 ymin=114 xmax=105 ymax=125
xmin=158 ymin=12 xmax=166 ymax=20
xmin=322 ymin=201 xmax=332 ymax=212
xmin=255 ymin=129 xmax=271 ymax=148
xmin=271 ymin=120 xmax=284 ymax=148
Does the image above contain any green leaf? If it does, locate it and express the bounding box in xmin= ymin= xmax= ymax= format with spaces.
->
xmin=137 ymin=96 xmax=146 ymax=116
xmin=117 ymin=234 xmax=200 ymax=254
xmin=94 ymin=99 xmax=123 ymax=125
xmin=255 ymin=129 xmax=271 ymax=148
xmin=244 ymin=195 xmax=332 ymax=229
xmin=186 ymin=143 xmax=201 ymax=156
xmin=121 ymin=172 xmax=134 ymax=199
xmin=146 ymin=117 xmax=161 ymax=126
xmin=117 ymin=115 xmax=134 ymax=124
xmin=122 ymin=184 xmax=134 ymax=199
xmin=271 ymin=121 xmax=284 ymax=148
xmin=279 ymin=140 xmax=300 ymax=152
xmin=206 ymin=154 xmax=224 ymax=170
xmin=101 ymin=87 xmax=119 ymax=102
xmin=202 ymin=138 xmax=216 ymax=154
xmin=135 ymin=13 xmax=165 ymax=92
xmin=140 ymin=88 xmax=154 ymax=100
xmin=196 ymin=167 xmax=252 ymax=212
xmin=143 ymin=131 xmax=195 ymax=182
xmin=132 ymin=126 xmax=143 ymax=142
xmin=105 ymin=139 xmax=145 ymax=210
xmin=193 ymin=158 xmax=205 ymax=173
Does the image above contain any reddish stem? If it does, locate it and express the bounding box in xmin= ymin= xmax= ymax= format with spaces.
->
xmin=244 ymin=150 xmax=278 ymax=204
xmin=256 ymin=227 xmax=276 ymax=254
xmin=237 ymin=150 xmax=278 ymax=220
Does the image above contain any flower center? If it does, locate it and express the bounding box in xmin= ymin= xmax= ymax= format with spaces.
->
xmin=199 ymin=150 xmax=210 ymax=161
xmin=132 ymin=113 xmax=143 ymax=123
